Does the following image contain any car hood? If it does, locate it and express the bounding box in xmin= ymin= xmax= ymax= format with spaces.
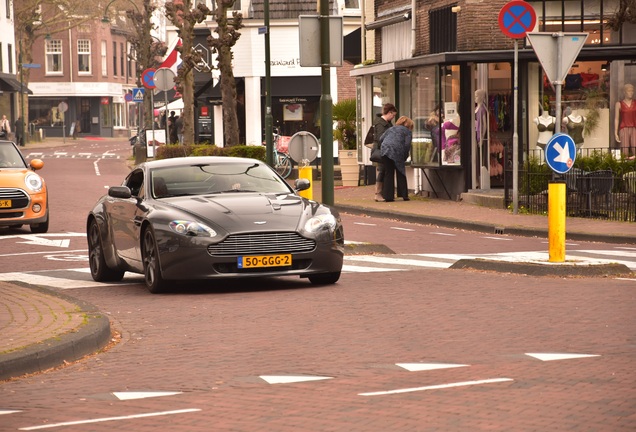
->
xmin=159 ymin=193 xmax=315 ymax=232
xmin=0 ymin=168 xmax=33 ymax=188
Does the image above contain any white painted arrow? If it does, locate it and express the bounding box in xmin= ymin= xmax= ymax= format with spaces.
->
xmin=525 ymin=353 xmax=600 ymax=361
xmin=259 ymin=375 xmax=333 ymax=384
xmin=17 ymin=236 xmax=70 ymax=248
xmin=396 ymin=363 xmax=469 ymax=372
xmin=0 ymin=410 xmax=22 ymax=415
xmin=112 ymin=391 xmax=182 ymax=400
xmin=553 ymin=142 xmax=571 ymax=164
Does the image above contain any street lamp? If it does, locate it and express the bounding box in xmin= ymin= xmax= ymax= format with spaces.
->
xmin=102 ymin=0 xmax=140 ymax=23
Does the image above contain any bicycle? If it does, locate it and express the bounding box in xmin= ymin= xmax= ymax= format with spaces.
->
xmin=264 ymin=129 xmax=292 ymax=179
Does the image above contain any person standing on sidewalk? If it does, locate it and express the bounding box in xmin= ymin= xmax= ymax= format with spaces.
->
xmin=372 ymin=103 xmax=397 ymax=202
xmin=14 ymin=117 xmax=25 ymax=146
xmin=379 ymin=115 xmax=414 ymax=202
xmin=0 ymin=114 xmax=11 ymax=140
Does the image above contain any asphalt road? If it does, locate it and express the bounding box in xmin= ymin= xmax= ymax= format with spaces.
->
xmin=0 ymin=140 xmax=634 ymax=431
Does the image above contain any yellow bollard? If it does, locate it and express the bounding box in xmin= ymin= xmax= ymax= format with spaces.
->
xmin=548 ymin=182 xmax=566 ymax=262
xmin=298 ymin=166 xmax=313 ymax=200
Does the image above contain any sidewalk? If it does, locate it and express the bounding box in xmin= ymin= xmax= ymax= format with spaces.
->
xmin=1 ymin=137 xmax=634 ymax=381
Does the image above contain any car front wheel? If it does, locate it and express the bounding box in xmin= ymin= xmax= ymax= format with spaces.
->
xmin=142 ymin=228 xmax=168 ymax=294
xmin=308 ymin=271 xmax=341 ymax=285
xmin=30 ymin=212 xmax=49 ymax=233
xmin=88 ymin=219 xmax=124 ymax=282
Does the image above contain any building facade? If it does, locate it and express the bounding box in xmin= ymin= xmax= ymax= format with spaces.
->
xmin=353 ymin=0 xmax=636 ymax=199
xmin=26 ymin=16 xmax=138 ymax=138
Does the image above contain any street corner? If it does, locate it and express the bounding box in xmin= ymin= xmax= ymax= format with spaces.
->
xmin=344 ymin=241 xmax=395 ymax=256
xmin=449 ymin=258 xmax=633 ymax=278
xmin=0 ymin=284 xmax=113 ymax=381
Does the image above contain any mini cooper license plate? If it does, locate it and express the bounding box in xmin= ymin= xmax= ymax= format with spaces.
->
xmin=0 ymin=199 xmax=11 ymax=208
xmin=238 ymin=254 xmax=292 ymax=269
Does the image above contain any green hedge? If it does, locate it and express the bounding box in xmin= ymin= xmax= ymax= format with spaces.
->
xmin=155 ymin=144 xmax=266 ymax=161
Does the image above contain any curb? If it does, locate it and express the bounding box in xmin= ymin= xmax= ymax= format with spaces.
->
xmin=0 ymin=285 xmax=111 ymax=381
xmin=450 ymin=259 xmax=633 ymax=278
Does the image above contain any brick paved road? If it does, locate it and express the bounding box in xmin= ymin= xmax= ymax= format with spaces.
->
xmin=1 ymin=268 xmax=634 ymax=431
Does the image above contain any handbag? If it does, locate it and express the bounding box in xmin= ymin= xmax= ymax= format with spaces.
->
xmin=363 ymin=125 xmax=375 ymax=149
xmin=370 ymin=147 xmax=382 ymax=163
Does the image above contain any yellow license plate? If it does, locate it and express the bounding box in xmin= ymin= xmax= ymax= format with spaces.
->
xmin=238 ymin=254 xmax=292 ymax=269
xmin=0 ymin=200 xmax=11 ymax=208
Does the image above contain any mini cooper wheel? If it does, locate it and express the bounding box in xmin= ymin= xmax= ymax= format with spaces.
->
xmin=308 ymin=271 xmax=341 ymax=285
xmin=30 ymin=212 xmax=49 ymax=233
xmin=142 ymin=227 xmax=168 ymax=294
xmin=88 ymin=219 xmax=124 ymax=282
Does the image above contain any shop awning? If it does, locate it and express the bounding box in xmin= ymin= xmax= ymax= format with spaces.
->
xmin=263 ymin=76 xmax=322 ymax=97
xmin=343 ymin=27 xmax=362 ymax=65
xmin=0 ymin=73 xmax=33 ymax=94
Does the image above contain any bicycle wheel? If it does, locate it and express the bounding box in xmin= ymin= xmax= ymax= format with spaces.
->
xmin=275 ymin=154 xmax=292 ymax=179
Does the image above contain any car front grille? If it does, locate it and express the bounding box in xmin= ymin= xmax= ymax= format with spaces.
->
xmin=0 ymin=188 xmax=30 ymax=210
xmin=207 ymin=232 xmax=316 ymax=256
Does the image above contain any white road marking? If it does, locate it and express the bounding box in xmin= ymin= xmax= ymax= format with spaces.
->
xmin=577 ymin=249 xmax=636 ymax=258
xmin=260 ymin=375 xmax=333 ymax=384
xmin=112 ymin=391 xmax=182 ymax=401
xmin=0 ymin=233 xmax=85 ymax=240
xmin=390 ymin=227 xmax=415 ymax=231
xmin=16 ymin=236 xmax=70 ymax=248
xmin=396 ymin=363 xmax=469 ymax=372
xmin=525 ymin=353 xmax=600 ymax=361
xmin=18 ymin=409 xmax=201 ymax=430
xmin=0 ymin=249 xmax=86 ymax=258
xmin=344 ymin=255 xmax=450 ymax=268
xmin=481 ymin=236 xmax=513 ymax=241
xmin=353 ymin=222 xmax=377 ymax=226
xmin=430 ymin=232 xmax=456 ymax=236
xmin=358 ymin=378 xmax=513 ymax=396
xmin=94 ymin=160 xmax=100 ymax=176
xmin=342 ymin=264 xmax=403 ymax=273
xmin=0 ymin=410 xmax=22 ymax=415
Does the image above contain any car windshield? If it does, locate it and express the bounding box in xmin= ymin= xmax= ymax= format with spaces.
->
xmin=150 ymin=161 xmax=294 ymax=198
xmin=0 ymin=142 xmax=27 ymax=169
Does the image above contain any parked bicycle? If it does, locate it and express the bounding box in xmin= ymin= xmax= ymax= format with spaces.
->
xmin=263 ymin=128 xmax=292 ymax=179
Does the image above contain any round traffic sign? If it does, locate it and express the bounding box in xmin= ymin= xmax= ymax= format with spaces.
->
xmin=498 ymin=1 xmax=537 ymax=39
xmin=58 ymin=101 xmax=68 ymax=113
xmin=545 ymin=133 xmax=576 ymax=174
xmin=154 ymin=68 xmax=176 ymax=92
xmin=288 ymin=131 xmax=319 ymax=164
xmin=142 ymin=68 xmax=156 ymax=89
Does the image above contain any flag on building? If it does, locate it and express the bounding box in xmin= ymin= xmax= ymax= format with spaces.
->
xmin=159 ymin=38 xmax=182 ymax=76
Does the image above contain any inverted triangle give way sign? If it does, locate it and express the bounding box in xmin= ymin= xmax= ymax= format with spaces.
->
xmin=526 ymin=32 xmax=588 ymax=84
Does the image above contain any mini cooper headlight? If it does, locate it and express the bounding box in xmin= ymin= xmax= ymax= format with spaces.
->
xmin=169 ymin=220 xmax=217 ymax=237
xmin=304 ymin=214 xmax=337 ymax=233
xmin=25 ymin=173 xmax=43 ymax=192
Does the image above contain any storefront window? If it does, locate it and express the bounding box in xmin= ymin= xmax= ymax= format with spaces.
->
xmin=113 ymin=102 xmax=124 ymax=128
xmin=441 ymin=65 xmax=461 ymax=165
xmin=28 ymin=99 xmax=66 ymax=127
xmin=101 ymin=102 xmax=111 ymax=128
xmin=411 ymin=66 xmax=439 ymax=167
xmin=372 ymin=73 xmax=396 ymax=119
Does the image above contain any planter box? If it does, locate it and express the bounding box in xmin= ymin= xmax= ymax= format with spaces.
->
xmin=338 ymin=150 xmax=359 ymax=186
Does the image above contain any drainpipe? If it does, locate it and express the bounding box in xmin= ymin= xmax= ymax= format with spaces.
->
xmin=361 ymin=0 xmax=366 ymax=63
xmin=411 ymin=0 xmax=416 ymax=56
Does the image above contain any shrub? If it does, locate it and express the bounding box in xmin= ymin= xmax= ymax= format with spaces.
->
xmin=155 ymin=144 xmax=266 ymax=162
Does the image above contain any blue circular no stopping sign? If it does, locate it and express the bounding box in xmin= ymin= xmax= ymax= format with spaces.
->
xmin=499 ymin=1 xmax=537 ymax=39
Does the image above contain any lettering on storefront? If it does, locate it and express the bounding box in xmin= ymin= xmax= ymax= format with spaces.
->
xmin=278 ymin=98 xmax=308 ymax=104
xmin=270 ymin=58 xmax=301 ymax=67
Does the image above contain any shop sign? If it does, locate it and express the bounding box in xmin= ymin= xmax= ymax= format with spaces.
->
xmin=100 ymin=97 xmax=109 ymax=105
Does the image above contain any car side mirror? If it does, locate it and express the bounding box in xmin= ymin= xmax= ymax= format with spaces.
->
xmin=294 ymin=178 xmax=310 ymax=192
xmin=29 ymin=159 xmax=44 ymax=171
xmin=108 ymin=186 xmax=132 ymax=199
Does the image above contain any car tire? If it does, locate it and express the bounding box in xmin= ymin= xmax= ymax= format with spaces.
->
xmin=308 ymin=271 xmax=341 ymax=285
xmin=88 ymin=219 xmax=125 ymax=282
xmin=30 ymin=212 xmax=49 ymax=233
xmin=142 ymin=227 xmax=168 ymax=294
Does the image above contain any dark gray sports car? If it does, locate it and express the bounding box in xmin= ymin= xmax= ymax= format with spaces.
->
xmin=87 ymin=156 xmax=344 ymax=293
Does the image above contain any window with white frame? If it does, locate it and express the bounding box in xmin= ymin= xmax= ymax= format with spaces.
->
xmin=78 ymin=39 xmax=91 ymax=74
xmin=101 ymin=40 xmax=107 ymax=76
xmin=46 ymin=39 xmax=63 ymax=74
xmin=113 ymin=102 xmax=125 ymax=127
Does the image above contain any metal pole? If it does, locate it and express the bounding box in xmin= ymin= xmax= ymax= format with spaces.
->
xmin=264 ymin=0 xmax=273 ymax=167
xmin=19 ymin=34 xmax=25 ymax=146
xmin=554 ymin=32 xmax=563 ymax=133
xmin=320 ymin=0 xmax=334 ymax=205
xmin=512 ymin=39 xmax=519 ymax=214
xmin=165 ymin=89 xmax=169 ymax=144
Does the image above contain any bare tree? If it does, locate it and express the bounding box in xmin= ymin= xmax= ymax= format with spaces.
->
xmin=14 ymin=0 xmax=99 ymax=127
xmin=164 ymin=0 xmax=211 ymax=145
xmin=120 ymin=0 xmax=167 ymax=129
xmin=606 ymin=0 xmax=636 ymax=31
xmin=207 ymin=0 xmax=244 ymax=147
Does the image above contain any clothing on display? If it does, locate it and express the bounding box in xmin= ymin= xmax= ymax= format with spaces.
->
xmin=563 ymin=113 xmax=585 ymax=146
xmin=615 ymin=84 xmax=636 ymax=155
xmin=534 ymin=112 xmax=556 ymax=149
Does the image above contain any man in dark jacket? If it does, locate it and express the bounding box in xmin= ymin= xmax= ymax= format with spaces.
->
xmin=372 ymin=103 xmax=397 ymax=202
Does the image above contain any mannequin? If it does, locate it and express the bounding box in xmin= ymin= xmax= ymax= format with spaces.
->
xmin=474 ymin=89 xmax=489 ymax=188
xmin=562 ymin=107 xmax=585 ymax=148
xmin=442 ymin=115 xmax=460 ymax=164
xmin=615 ymin=83 xmax=636 ymax=156
xmin=533 ymin=108 xmax=556 ymax=150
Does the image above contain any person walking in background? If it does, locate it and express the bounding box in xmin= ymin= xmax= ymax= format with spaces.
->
xmin=168 ymin=111 xmax=178 ymax=144
xmin=176 ymin=115 xmax=184 ymax=145
xmin=372 ymin=103 xmax=397 ymax=202
xmin=14 ymin=117 xmax=25 ymax=146
xmin=0 ymin=115 xmax=11 ymax=139
xmin=379 ymin=116 xmax=414 ymax=202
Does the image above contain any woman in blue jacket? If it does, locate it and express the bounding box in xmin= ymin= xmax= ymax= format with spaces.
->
xmin=379 ymin=116 xmax=414 ymax=202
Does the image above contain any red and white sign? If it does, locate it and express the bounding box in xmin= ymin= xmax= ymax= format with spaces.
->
xmin=498 ymin=1 xmax=537 ymax=39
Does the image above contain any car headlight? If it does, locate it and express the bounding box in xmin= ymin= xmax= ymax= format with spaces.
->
xmin=25 ymin=173 xmax=43 ymax=192
xmin=169 ymin=220 xmax=218 ymax=237
xmin=304 ymin=214 xmax=337 ymax=233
